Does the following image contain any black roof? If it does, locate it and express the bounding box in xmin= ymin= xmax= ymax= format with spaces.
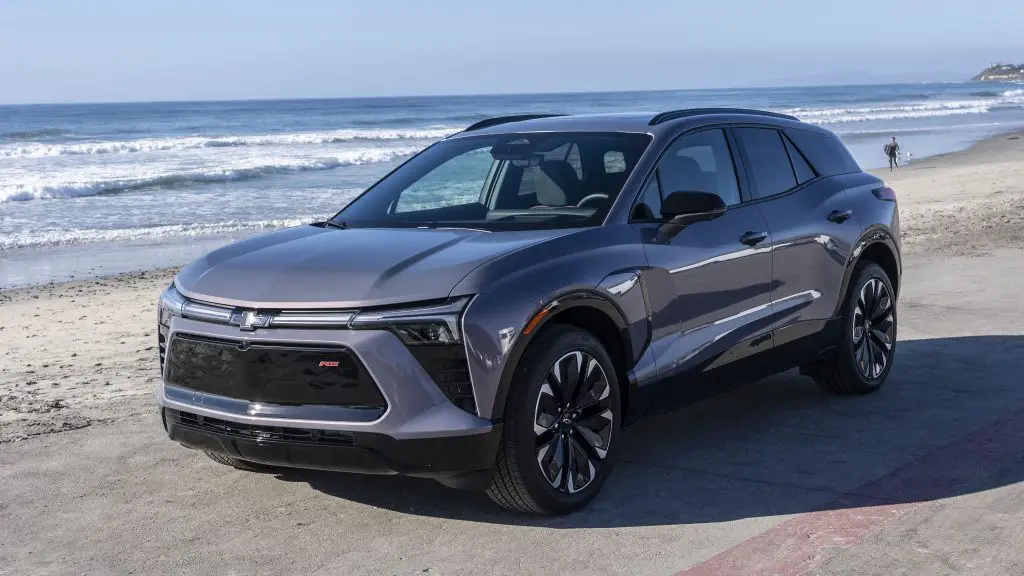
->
xmin=648 ymin=108 xmax=797 ymax=125
xmin=449 ymin=108 xmax=826 ymax=139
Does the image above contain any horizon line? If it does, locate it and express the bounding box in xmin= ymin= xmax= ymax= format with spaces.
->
xmin=0 ymin=79 xmax=989 ymax=108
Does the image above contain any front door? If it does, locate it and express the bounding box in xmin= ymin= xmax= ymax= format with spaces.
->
xmin=631 ymin=128 xmax=775 ymax=408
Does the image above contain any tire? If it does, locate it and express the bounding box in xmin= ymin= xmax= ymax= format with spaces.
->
xmin=809 ymin=261 xmax=897 ymax=395
xmin=486 ymin=325 xmax=622 ymax=515
xmin=203 ymin=450 xmax=279 ymax=472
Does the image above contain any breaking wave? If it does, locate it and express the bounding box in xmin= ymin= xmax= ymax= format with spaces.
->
xmin=0 ymin=217 xmax=330 ymax=250
xmin=1 ymin=127 xmax=458 ymax=158
xmin=787 ymin=89 xmax=1024 ymax=125
xmin=0 ymin=147 xmax=419 ymax=203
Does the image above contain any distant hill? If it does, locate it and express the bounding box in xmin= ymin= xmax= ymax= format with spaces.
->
xmin=972 ymin=63 xmax=1024 ymax=81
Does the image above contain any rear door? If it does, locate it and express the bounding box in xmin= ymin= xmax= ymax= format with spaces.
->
xmin=631 ymin=127 xmax=775 ymax=406
xmin=731 ymin=126 xmax=858 ymax=354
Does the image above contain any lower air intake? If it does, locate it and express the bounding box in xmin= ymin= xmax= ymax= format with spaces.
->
xmin=166 ymin=409 xmax=355 ymax=446
xmin=409 ymin=345 xmax=476 ymax=415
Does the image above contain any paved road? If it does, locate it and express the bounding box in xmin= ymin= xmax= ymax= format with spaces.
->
xmin=2 ymin=249 xmax=1023 ymax=576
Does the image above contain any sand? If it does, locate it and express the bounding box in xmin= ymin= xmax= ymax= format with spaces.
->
xmin=881 ymin=132 xmax=1024 ymax=254
xmin=1 ymin=131 xmax=1023 ymax=444
xmin=0 ymin=268 xmax=176 ymax=442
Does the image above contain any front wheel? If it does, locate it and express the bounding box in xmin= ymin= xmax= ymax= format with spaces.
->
xmin=486 ymin=325 xmax=621 ymax=515
xmin=809 ymin=261 xmax=897 ymax=394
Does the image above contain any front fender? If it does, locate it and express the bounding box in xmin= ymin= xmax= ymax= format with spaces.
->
xmin=454 ymin=225 xmax=651 ymax=420
xmin=464 ymin=286 xmax=647 ymax=421
xmin=461 ymin=293 xmax=538 ymax=421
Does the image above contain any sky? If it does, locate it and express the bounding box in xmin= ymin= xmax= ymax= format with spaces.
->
xmin=2 ymin=0 xmax=1024 ymax=104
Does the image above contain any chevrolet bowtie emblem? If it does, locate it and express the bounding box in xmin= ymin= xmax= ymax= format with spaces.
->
xmin=234 ymin=310 xmax=273 ymax=331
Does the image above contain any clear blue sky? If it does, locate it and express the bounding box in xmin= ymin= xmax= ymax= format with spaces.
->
xmin=2 ymin=0 xmax=1023 ymax=104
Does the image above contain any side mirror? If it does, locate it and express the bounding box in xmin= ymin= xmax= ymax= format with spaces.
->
xmin=661 ymin=191 xmax=728 ymax=225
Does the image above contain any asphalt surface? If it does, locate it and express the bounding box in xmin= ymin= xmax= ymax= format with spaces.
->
xmin=1 ymin=248 xmax=1023 ymax=576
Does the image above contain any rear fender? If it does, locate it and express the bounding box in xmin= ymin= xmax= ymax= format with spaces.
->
xmin=833 ymin=226 xmax=902 ymax=317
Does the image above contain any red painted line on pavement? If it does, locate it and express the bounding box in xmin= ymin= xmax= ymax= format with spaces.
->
xmin=675 ymin=408 xmax=1024 ymax=576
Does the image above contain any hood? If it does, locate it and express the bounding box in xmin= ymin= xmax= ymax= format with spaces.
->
xmin=174 ymin=225 xmax=573 ymax=309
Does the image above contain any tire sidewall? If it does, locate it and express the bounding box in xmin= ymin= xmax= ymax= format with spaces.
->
xmin=840 ymin=262 xmax=898 ymax=389
xmin=505 ymin=326 xmax=622 ymax=514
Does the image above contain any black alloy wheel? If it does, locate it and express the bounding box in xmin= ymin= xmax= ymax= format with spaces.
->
xmin=808 ymin=261 xmax=897 ymax=395
xmin=533 ymin=350 xmax=614 ymax=494
xmin=852 ymin=276 xmax=895 ymax=379
xmin=487 ymin=325 xmax=621 ymax=515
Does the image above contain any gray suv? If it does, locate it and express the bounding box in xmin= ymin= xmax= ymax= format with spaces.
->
xmin=157 ymin=109 xmax=900 ymax=515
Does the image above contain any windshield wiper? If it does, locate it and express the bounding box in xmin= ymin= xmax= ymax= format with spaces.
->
xmin=416 ymin=221 xmax=490 ymax=232
xmin=314 ymin=220 xmax=348 ymax=230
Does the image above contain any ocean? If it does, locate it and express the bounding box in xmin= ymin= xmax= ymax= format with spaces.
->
xmin=2 ymin=83 xmax=1023 ymax=288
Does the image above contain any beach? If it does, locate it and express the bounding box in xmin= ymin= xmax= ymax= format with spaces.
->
xmin=1 ymin=130 xmax=1023 ymax=574
xmin=889 ymin=130 xmax=1024 ymax=254
xmin=2 ymin=129 xmax=1023 ymax=444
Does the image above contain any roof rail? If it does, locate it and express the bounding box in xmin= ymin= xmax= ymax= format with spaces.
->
xmin=649 ymin=108 xmax=798 ymax=125
xmin=462 ymin=114 xmax=564 ymax=132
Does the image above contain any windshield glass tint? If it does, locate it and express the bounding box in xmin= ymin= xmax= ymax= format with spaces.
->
xmin=335 ymin=132 xmax=651 ymax=230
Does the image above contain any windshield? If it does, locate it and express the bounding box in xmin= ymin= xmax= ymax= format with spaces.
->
xmin=333 ymin=132 xmax=651 ymax=230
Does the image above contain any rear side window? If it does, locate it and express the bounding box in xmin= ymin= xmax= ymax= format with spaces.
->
xmin=785 ymin=129 xmax=861 ymax=176
xmin=733 ymin=127 xmax=797 ymax=199
xmin=783 ymin=135 xmax=816 ymax=184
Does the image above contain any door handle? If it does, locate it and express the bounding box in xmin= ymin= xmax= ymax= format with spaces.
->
xmin=739 ymin=231 xmax=768 ymax=246
xmin=828 ymin=209 xmax=853 ymax=223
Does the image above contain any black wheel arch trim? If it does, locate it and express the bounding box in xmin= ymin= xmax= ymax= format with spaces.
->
xmin=488 ymin=289 xmax=637 ymax=421
xmin=834 ymin=226 xmax=902 ymax=317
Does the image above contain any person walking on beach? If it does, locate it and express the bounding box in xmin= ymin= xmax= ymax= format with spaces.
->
xmin=884 ymin=136 xmax=900 ymax=171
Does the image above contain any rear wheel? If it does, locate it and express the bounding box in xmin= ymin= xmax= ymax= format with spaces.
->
xmin=809 ymin=261 xmax=897 ymax=394
xmin=486 ymin=325 xmax=621 ymax=515
xmin=203 ymin=450 xmax=279 ymax=472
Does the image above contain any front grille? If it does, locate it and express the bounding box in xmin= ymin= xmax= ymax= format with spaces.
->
xmin=166 ymin=334 xmax=387 ymax=408
xmin=410 ymin=345 xmax=476 ymax=414
xmin=166 ymin=408 xmax=355 ymax=446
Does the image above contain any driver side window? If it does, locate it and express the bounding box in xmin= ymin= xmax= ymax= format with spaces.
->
xmin=656 ymin=129 xmax=741 ymax=208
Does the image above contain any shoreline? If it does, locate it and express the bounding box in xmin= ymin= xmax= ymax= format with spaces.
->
xmin=5 ymin=81 xmax=1024 ymax=290
xmin=873 ymin=127 xmax=1024 ymax=170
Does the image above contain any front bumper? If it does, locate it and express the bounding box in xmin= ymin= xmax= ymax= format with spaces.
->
xmin=163 ymin=408 xmax=501 ymax=481
xmin=155 ymin=317 xmax=501 ymax=480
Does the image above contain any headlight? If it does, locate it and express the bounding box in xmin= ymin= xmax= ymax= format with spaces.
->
xmin=158 ymin=283 xmax=234 ymax=326
xmin=158 ymin=284 xmax=187 ymax=326
xmin=350 ymin=296 xmax=471 ymax=345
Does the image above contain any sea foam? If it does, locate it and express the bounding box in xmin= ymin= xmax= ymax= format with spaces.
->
xmin=0 ymin=217 xmax=329 ymax=250
xmin=788 ymin=89 xmax=1024 ymax=125
xmin=0 ymin=127 xmax=458 ymax=158
xmin=0 ymin=147 xmax=420 ymax=203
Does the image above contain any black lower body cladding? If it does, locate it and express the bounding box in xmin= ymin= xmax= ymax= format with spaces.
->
xmin=164 ymin=408 xmax=502 ymax=479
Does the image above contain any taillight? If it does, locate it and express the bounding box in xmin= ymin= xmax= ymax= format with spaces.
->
xmin=872 ymin=186 xmax=897 ymax=201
